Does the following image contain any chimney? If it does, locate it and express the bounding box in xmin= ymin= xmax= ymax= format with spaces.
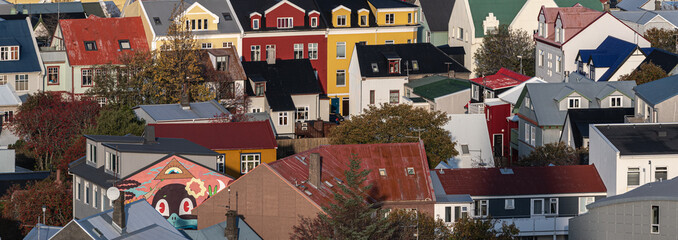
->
xmin=112 ymin=198 xmax=126 ymax=232
xmin=144 ymin=126 xmax=156 ymax=144
xmin=656 ymin=0 xmax=662 ymax=10
xmin=309 ymin=153 xmax=321 ymax=188
xmin=55 ymin=169 xmax=62 ymax=185
xmin=224 ymin=210 xmax=238 ymax=240
xmin=604 ymin=1 xmax=610 ymax=12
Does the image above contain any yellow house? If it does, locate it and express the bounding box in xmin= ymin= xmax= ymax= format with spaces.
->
xmin=123 ymin=0 xmax=243 ymax=56
xmin=318 ymin=0 xmax=419 ymax=115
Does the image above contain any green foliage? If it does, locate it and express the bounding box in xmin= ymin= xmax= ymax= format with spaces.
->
xmin=451 ymin=217 xmax=519 ymax=240
xmin=330 ymin=104 xmax=457 ymax=168
xmin=517 ymin=142 xmax=588 ymax=166
xmin=86 ymin=105 xmax=146 ymax=136
xmin=474 ymin=25 xmax=535 ymax=77
xmin=86 ymin=51 xmax=155 ymax=107
xmin=387 ymin=209 xmax=452 ymax=240
xmin=644 ymin=28 xmax=678 ymax=53
xmin=619 ymin=62 xmax=668 ymax=85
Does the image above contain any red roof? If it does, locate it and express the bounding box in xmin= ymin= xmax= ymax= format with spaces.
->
xmin=150 ymin=121 xmax=277 ymax=150
xmin=60 ymin=16 xmax=149 ymax=66
xmin=267 ymin=142 xmax=435 ymax=207
xmin=536 ymin=5 xmax=603 ymax=46
xmin=469 ymin=68 xmax=530 ymax=90
xmin=435 ymin=165 xmax=606 ymax=196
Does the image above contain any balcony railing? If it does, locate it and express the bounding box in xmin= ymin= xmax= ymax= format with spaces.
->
xmin=468 ymin=103 xmax=485 ymax=114
xmin=494 ymin=215 xmax=572 ymax=237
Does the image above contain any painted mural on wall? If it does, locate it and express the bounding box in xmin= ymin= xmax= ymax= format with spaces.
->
xmin=116 ymin=155 xmax=233 ymax=229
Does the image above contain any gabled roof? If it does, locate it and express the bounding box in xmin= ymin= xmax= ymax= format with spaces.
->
xmin=594 ymin=123 xmax=678 ymax=155
xmin=367 ymin=0 xmax=417 ymax=8
xmin=0 ymin=18 xmax=41 ymax=74
xmin=267 ymin=142 xmax=435 ymax=207
xmin=635 ymin=74 xmax=678 ymax=106
xmin=639 ymin=47 xmax=678 ymax=74
xmin=180 ymin=217 xmax=261 ymax=240
xmin=497 ymin=77 xmax=546 ymax=105
xmin=59 ymin=15 xmax=148 ymax=66
xmin=564 ymin=108 xmax=634 ymax=148
xmin=24 ymin=223 xmax=62 ymax=240
xmin=242 ymin=59 xmax=323 ymax=111
xmin=616 ymin=0 xmax=651 ymax=10
xmin=432 ymin=165 xmax=606 ymax=197
xmin=589 ymin=176 xmax=678 ymax=209
xmin=102 ymin=137 xmax=219 ymax=156
xmin=356 ymin=43 xmax=468 ymax=78
xmin=443 ymin=114 xmax=494 ymax=168
xmin=468 ymin=0 xmax=526 ymax=38
xmin=150 ymin=121 xmax=277 ymax=150
xmin=577 ymin=36 xmax=642 ymax=82
xmin=535 ymin=5 xmax=603 ymax=45
xmin=231 ymin=0 xmax=326 ymax=31
xmin=315 ymin=0 xmax=376 ymax=28
xmin=405 ymin=76 xmax=469 ymax=100
xmin=0 ymin=84 xmax=22 ymax=106
xmin=134 ymin=100 xmax=230 ymax=122
xmin=470 ymin=68 xmax=530 ymax=90
xmin=521 ymin=81 xmax=636 ymax=126
xmin=610 ymin=10 xmax=678 ymax=26
xmin=419 ymin=0 xmax=455 ymax=32
xmin=140 ymin=0 xmax=240 ymax=37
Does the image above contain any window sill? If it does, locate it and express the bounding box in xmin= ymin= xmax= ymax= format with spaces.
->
xmin=47 ymin=82 xmax=60 ymax=85
xmin=336 ymin=57 xmax=346 ymax=59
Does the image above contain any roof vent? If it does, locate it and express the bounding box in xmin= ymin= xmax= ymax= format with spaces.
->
xmin=304 ymin=190 xmax=312 ymax=196
xmin=499 ymin=168 xmax=514 ymax=174
xmin=659 ymin=131 xmax=668 ymax=137
xmin=324 ymin=180 xmax=334 ymax=188
xmin=153 ymin=17 xmax=161 ymax=25
xmin=334 ymin=177 xmax=343 ymax=185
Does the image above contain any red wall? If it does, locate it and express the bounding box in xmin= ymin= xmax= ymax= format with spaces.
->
xmin=485 ymin=103 xmax=513 ymax=162
xmin=264 ymin=3 xmax=306 ymax=28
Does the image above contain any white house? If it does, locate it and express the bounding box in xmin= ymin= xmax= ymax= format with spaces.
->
xmin=441 ymin=114 xmax=494 ymax=168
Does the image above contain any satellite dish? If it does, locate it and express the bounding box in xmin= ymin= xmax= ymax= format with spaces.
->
xmin=107 ymin=187 xmax=120 ymax=200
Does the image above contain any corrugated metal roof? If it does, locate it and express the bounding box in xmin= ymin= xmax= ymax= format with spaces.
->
xmin=635 ymin=74 xmax=678 ymax=106
xmin=141 ymin=0 xmax=240 ymax=37
xmin=536 ymin=5 xmax=603 ymax=45
xmin=103 ymin=137 xmax=219 ymax=156
xmin=498 ymin=77 xmax=547 ymax=105
xmin=135 ymin=100 xmax=230 ymax=122
xmin=577 ymin=36 xmax=641 ymax=81
xmin=23 ymin=224 xmax=63 ymax=240
xmin=0 ymin=19 xmax=42 ymax=74
xmin=150 ymin=121 xmax=277 ymax=150
xmin=59 ymin=15 xmax=148 ymax=66
xmin=470 ymin=68 xmax=530 ymax=90
xmin=267 ymin=142 xmax=435 ymax=208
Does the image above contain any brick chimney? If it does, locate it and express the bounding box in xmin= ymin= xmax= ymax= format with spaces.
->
xmin=112 ymin=198 xmax=126 ymax=232
xmin=224 ymin=210 xmax=238 ymax=240
xmin=309 ymin=153 xmax=321 ymax=188
xmin=144 ymin=126 xmax=156 ymax=144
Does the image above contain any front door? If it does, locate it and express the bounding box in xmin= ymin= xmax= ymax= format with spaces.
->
xmin=342 ymin=99 xmax=349 ymax=116
xmin=331 ymin=98 xmax=340 ymax=114
xmin=493 ymin=134 xmax=503 ymax=157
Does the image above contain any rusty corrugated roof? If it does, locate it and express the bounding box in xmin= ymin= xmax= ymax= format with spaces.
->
xmin=470 ymin=68 xmax=530 ymax=90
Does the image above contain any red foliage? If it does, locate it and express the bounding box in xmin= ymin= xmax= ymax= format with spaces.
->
xmin=58 ymin=136 xmax=86 ymax=172
xmin=1 ymin=177 xmax=72 ymax=235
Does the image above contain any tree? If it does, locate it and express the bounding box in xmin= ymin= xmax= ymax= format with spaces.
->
xmin=10 ymin=92 xmax=100 ymax=170
xmin=387 ymin=209 xmax=452 ymax=240
xmin=451 ymin=217 xmax=519 ymax=240
xmin=474 ymin=25 xmax=535 ymax=77
xmin=644 ymin=28 xmax=678 ymax=53
xmin=619 ymin=62 xmax=668 ymax=85
xmin=517 ymin=142 xmax=588 ymax=166
xmin=86 ymin=105 xmax=146 ymax=136
xmin=0 ymin=177 xmax=72 ymax=235
xmin=330 ymin=104 xmax=456 ymax=168
xmin=86 ymin=50 xmax=155 ymax=107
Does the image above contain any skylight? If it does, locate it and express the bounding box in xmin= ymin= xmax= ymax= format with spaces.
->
xmin=119 ymin=40 xmax=131 ymax=50
xmin=222 ymin=12 xmax=232 ymax=20
xmin=153 ymin=17 xmax=162 ymax=25
xmin=371 ymin=63 xmax=379 ymax=73
xmin=84 ymin=41 xmax=97 ymax=51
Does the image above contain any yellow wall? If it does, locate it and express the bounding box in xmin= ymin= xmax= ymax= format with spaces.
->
xmin=332 ymin=8 xmax=351 ymax=28
xmin=185 ymin=6 xmax=219 ymax=31
xmin=195 ymin=37 xmax=239 ymax=50
xmin=217 ymin=148 xmax=277 ymax=178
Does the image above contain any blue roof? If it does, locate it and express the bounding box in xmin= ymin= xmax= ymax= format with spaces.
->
xmin=577 ymin=36 xmax=641 ymax=82
xmin=635 ymin=74 xmax=678 ymax=106
xmin=616 ymin=0 xmax=646 ymax=10
xmin=135 ymin=100 xmax=230 ymax=122
xmin=0 ymin=19 xmax=41 ymax=74
xmin=180 ymin=217 xmax=262 ymax=240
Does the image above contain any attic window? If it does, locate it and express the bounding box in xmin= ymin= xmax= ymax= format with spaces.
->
xmin=222 ymin=12 xmax=232 ymax=20
xmin=0 ymin=46 xmax=19 ymax=61
xmin=379 ymin=168 xmax=387 ymax=176
xmin=411 ymin=60 xmax=419 ymax=71
xmin=371 ymin=63 xmax=379 ymax=72
xmin=84 ymin=41 xmax=97 ymax=51
xmin=153 ymin=17 xmax=161 ymax=25
xmin=406 ymin=167 xmax=415 ymax=175
xmin=389 ymin=60 xmax=400 ymax=74
xmin=118 ymin=40 xmax=131 ymax=50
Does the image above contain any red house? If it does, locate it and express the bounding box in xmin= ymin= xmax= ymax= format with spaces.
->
xmin=231 ymin=0 xmax=328 ymax=92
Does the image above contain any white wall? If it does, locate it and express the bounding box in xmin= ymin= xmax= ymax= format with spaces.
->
xmin=435 ymin=89 xmax=470 ymax=114
xmin=448 ymin=0 xmax=478 ymax=77
xmin=608 ymin=50 xmax=646 ymax=81
xmin=589 ymin=124 xmax=620 ymax=197
xmin=0 ymin=149 xmax=15 ymax=173
xmin=510 ymin=0 xmax=557 ymax=35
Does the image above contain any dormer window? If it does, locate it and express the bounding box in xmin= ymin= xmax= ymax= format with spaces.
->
xmin=360 ymin=15 xmax=368 ymax=26
xmin=0 ymin=46 xmax=19 ymax=61
xmin=277 ymin=17 xmax=293 ymax=29
xmin=311 ymin=17 xmax=318 ymax=27
xmin=118 ymin=40 xmax=131 ymax=50
xmin=337 ymin=15 xmax=347 ymax=26
xmin=253 ymin=19 xmax=260 ymax=29
xmin=568 ymin=97 xmax=581 ymax=109
xmin=255 ymin=82 xmax=265 ymax=96
xmin=555 ymin=27 xmax=561 ymax=42
xmin=84 ymin=41 xmax=97 ymax=51
xmin=538 ymin=22 xmax=544 ymax=37
xmin=389 ymin=59 xmax=400 ymax=74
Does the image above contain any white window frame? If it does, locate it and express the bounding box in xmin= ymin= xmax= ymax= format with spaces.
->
xmin=531 ymin=198 xmax=544 ymax=216
xmin=408 ymin=12 xmax=412 ymax=24
xmin=217 ymin=154 xmax=225 ymax=173
xmin=84 ymin=181 xmax=90 ymax=205
xmin=385 ymin=13 xmax=394 ymax=24
xmin=296 ymin=106 xmax=309 ymax=121
xmin=82 ymin=69 xmax=93 ymax=87
xmin=201 ymin=42 xmax=212 ymax=49
xmin=628 ymin=167 xmax=640 ymax=186
xmin=251 ymin=45 xmax=261 ymax=61
xmin=651 ymin=205 xmax=660 ymax=234
xmin=336 ymin=42 xmax=346 ymax=59
xmin=311 ymin=17 xmax=318 ymax=27
xmin=578 ymin=196 xmax=595 ymax=214
xmin=240 ymin=153 xmax=261 ymax=174
xmin=15 ymin=74 xmax=28 ymax=91
xmin=93 ymin=185 xmax=99 ymax=209
xmin=336 ymin=70 xmax=346 ymax=86
xmin=530 ymin=126 xmax=536 ymax=146
xmin=556 ymin=56 xmax=562 ymax=73
xmin=524 ymin=123 xmax=530 ymax=142
xmin=475 ymin=200 xmax=488 ymax=217
xmin=294 ymin=43 xmax=304 ymax=59
xmin=655 ymin=166 xmax=668 ymax=182
xmin=76 ymin=177 xmax=82 ymax=200
xmin=0 ymin=75 xmax=6 ymax=85
xmin=505 ymin=199 xmax=515 ymax=210
xmin=547 ymin=198 xmax=558 ymax=215
xmin=337 ymin=15 xmax=347 ymax=26
xmin=360 ymin=15 xmax=368 ymax=26
xmin=471 ymin=84 xmax=479 ymax=100
xmin=105 ymin=151 xmax=119 ymax=176
xmin=223 ymin=42 xmax=233 ymax=48
xmin=568 ymin=97 xmax=581 ymax=109
xmin=0 ymin=46 xmax=20 ymax=61
xmin=277 ymin=17 xmax=293 ymax=29
xmin=308 ymin=43 xmax=318 ymax=60
xmin=252 ymin=19 xmax=260 ymax=30
xmin=278 ymin=112 xmax=288 ymax=126
xmin=539 ymin=50 xmax=544 ymax=67
xmin=610 ymin=96 xmax=622 ymax=107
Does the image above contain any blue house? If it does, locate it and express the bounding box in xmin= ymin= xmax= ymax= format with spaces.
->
xmin=575 ymin=36 xmax=649 ymax=82
xmin=0 ymin=17 xmax=43 ymax=101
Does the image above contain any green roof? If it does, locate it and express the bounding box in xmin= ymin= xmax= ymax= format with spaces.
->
xmin=469 ymin=0 xmax=526 ymax=38
xmin=410 ymin=77 xmax=470 ymax=100
xmin=555 ymin=0 xmax=603 ymax=11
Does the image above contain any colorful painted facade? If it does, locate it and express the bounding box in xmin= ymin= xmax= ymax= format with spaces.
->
xmin=116 ymin=155 xmax=234 ymax=229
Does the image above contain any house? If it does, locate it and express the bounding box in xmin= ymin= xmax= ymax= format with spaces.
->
xmin=0 ymin=83 xmax=22 ymax=126
xmin=150 ymin=121 xmax=278 ymax=177
xmin=440 ymin=114 xmax=494 ymax=168
xmin=201 ymin=48 xmax=247 ymax=103
xmin=432 ymin=165 xmax=607 ymax=238
xmin=114 ymin=154 xmax=234 ymax=229
xmin=468 ymin=68 xmax=530 ymax=109
xmin=569 ymin=176 xmax=678 ymax=239
xmin=315 ymin=0 xmax=420 ymax=115
xmin=23 ymin=223 xmax=62 ymax=240
xmin=242 ymin=59 xmax=329 ymax=138
xmin=616 ymin=0 xmax=678 ymax=11
xmin=633 ymin=74 xmax=678 ymax=122
xmin=589 ymin=123 xmax=678 ymax=196
xmin=0 ymin=18 xmax=44 ymax=98
xmin=348 ymin=43 xmax=469 ymax=116
xmin=50 ymin=199 xmax=188 ymax=239
xmin=403 ymin=75 xmax=470 ymax=114
xmin=194 ymin=142 xmax=435 ymax=239
xmin=575 ymin=36 xmax=648 ymax=82
xmin=637 ymin=48 xmax=678 ymax=75
xmin=133 ymin=100 xmax=231 ymax=124
xmin=515 ymin=80 xmax=636 ymax=157
xmin=416 ymin=0 xmax=455 ymax=46
xmin=48 ymin=16 xmax=149 ymax=98
xmin=449 ymin=0 xmax=603 ymax=77
xmin=69 ymin=128 xmax=220 ymax=219
xmin=123 ymin=0 xmax=241 ymax=54
xmin=612 ymin=10 xmax=678 ymax=34
xmin=180 ymin=210 xmax=262 ymax=240
xmin=534 ymin=4 xmax=650 ymax=83
xmin=560 ymin=108 xmax=634 ymax=149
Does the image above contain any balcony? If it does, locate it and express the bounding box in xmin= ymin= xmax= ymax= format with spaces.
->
xmin=494 ymin=215 xmax=572 ymax=237
xmin=624 ymin=115 xmax=647 ymax=123
xmin=468 ymin=103 xmax=485 ymax=114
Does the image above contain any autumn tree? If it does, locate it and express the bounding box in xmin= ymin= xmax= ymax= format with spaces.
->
xmin=86 ymin=50 xmax=155 ymax=107
xmin=644 ymin=28 xmax=678 ymax=53
xmin=517 ymin=142 xmax=588 ymax=166
xmin=330 ymin=104 xmax=456 ymax=168
xmin=0 ymin=177 xmax=72 ymax=235
xmin=619 ymin=62 xmax=668 ymax=85
xmin=200 ymin=50 xmax=250 ymax=122
xmin=474 ymin=25 xmax=535 ymax=77
xmin=387 ymin=209 xmax=452 ymax=239
xmin=451 ymin=217 xmax=519 ymax=240
xmin=86 ymin=105 xmax=146 ymax=136
xmin=11 ymin=92 xmax=100 ymax=170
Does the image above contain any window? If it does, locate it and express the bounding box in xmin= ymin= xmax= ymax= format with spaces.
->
xmin=223 ymin=12 xmax=232 ymax=20
xmin=454 ymin=206 xmax=468 ymax=222
xmin=216 ymin=56 xmax=228 ymax=71
xmin=389 ymin=90 xmax=399 ymax=104
xmin=371 ymin=63 xmax=379 ymax=72
xmin=370 ymin=90 xmax=375 ymax=104
xmin=2 ymin=111 xmax=13 ymax=123
xmin=628 ymin=167 xmax=640 ymax=186
xmin=360 ymin=15 xmax=367 ymax=26
xmin=610 ymin=96 xmax=622 ymax=107
xmin=411 ymin=60 xmax=419 ymax=71
xmin=84 ymin=41 xmax=97 ymax=51
xmin=87 ymin=143 xmax=97 ymax=164
xmin=547 ymin=198 xmax=558 ymax=215
xmin=532 ymin=199 xmax=544 ymax=215
xmin=555 ymin=27 xmax=561 ymax=42
xmin=191 ymin=19 xmax=196 ymax=30
xmin=568 ymin=97 xmax=580 ymax=109
xmin=337 ymin=15 xmax=347 ymax=26
xmin=524 ymin=123 xmax=530 ymax=142
xmin=461 ymin=144 xmax=470 ymax=154
xmin=252 ymin=19 xmax=260 ymax=30
xmin=408 ymin=13 xmax=412 ymax=23
xmin=556 ymin=56 xmax=562 ymax=73
xmin=471 ymin=84 xmax=479 ymax=100
xmin=651 ymin=206 xmax=660 ymax=234
xmin=153 ymin=17 xmax=162 ymax=25
xmin=311 ymin=17 xmax=318 ymax=27
xmin=266 ymin=45 xmax=276 ymax=62
xmin=294 ymin=43 xmax=304 ymax=59
xmin=255 ymin=82 xmax=265 ymax=96
xmin=385 ymin=14 xmax=394 ymax=24
xmin=85 ymin=182 xmax=90 ymax=204
xmin=538 ymin=22 xmax=544 ymax=37
xmin=47 ymin=67 xmax=59 ymax=84
xmin=336 ymin=70 xmax=346 ymax=86
xmin=385 ymin=40 xmax=394 ymax=44
xmin=251 ymin=45 xmax=261 ymax=61
xmin=0 ymin=75 xmax=6 ymax=85
xmin=308 ymin=43 xmax=318 ymax=60
xmin=197 ymin=19 xmax=202 ymax=29
xmin=445 ymin=206 xmax=452 ymax=222
xmin=82 ymin=69 xmax=93 ymax=86
xmin=204 ymin=18 xmax=208 ymax=29
xmin=223 ymin=42 xmax=233 ymax=48
xmin=656 ymin=167 xmax=667 ymax=181
xmin=278 ymin=112 xmax=288 ymax=126
xmin=406 ymin=167 xmax=415 ymax=175
xmin=277 ymin=17 xmax=293 ymax=29
xmin=525 ymin=96 xmax=531 ymax=108
xmin=579 ymin=197 xmax=595 ymax=214
xmin=97 ymin=97 xmax=106 ymax=107
xmin=1 ymin=46 xmax=21 ymax=60
xmin=530 ymin=126 xmax=536 ymax=146
xmin=240 ymin=153 xmax=260 ymax=174
xmin=336 ymin=42 xmax=346 ymax=58
xmin=77 ymin=178 xmax=82 ymax=200
xmin=458 ymin=27 xmax=464 ymax=40
xmin=94 ymin=186 xmax=99 ymax=208
xmin=505 ymin=199 xmax=515 ymax=210
xmin=475 ymin=200 xmax=488 ymax=217
xmin=201 ymin=42 xmax=212 ymax=49
xmin=217 ymin=154 xmax=225 ymax=173
xmin=539 ymin=50 xmax=544 ymax=67
xmin=119 ymin=40 xmax=131 ymax=50
xmin=15 ymin=74 xmax=28 ymax=91
xmin=590 ymin=67 xmax=595 ymax=80
xmin=105 ymin=152 xmax=119 ymax=175
xmin=388 ymin=60 xmax=400 ymax=73
xmin=296 ymin=106 xmax=309 ymax=121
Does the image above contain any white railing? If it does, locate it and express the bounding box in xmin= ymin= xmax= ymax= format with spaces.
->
xmin=494 ymin=216 xmax=572 ymax=237
xmin=468 ymin=103 xmax=485 ymax=114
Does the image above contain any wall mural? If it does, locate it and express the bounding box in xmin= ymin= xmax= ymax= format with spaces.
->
xmin=116 ymin=155 xmax=233 ymax=229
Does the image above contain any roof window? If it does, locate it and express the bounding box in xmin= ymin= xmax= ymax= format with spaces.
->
xmin=379 ymin=168 xmax=387 ymax=176
xmin=411 ymin=60 xmax=419 ymax=71
xmin=153 ymin=17 xmax=161 ymax=25
xmin=84 ymin=41 xmax=97 ymax=51
xmin=119 ymin=40 xmax=131 ymax=50
xmin=406 ymin=167 xmax=415 ymax=175
xmin=371 ymin=63 xmax=379 ymax=73
xmin=223 ymin=13 xmax=232 ymax=21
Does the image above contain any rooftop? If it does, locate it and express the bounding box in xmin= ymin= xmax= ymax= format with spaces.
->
xmin=497 ymin=77 xmax=547 ymax=105
xmin=469 ymin=68 xmax=530 ymax=90
xmin=589 ymin=176 xmax=678 ymax=209
xmin=634 ymin=73 xmax=678 ymax=106
xmin=356 ymin=43 xmax=468 ymax=78
xmin=0 ymin=19 xmax=42 ymax=74
xmin=0 ymin=84 xmax=21 ymax=106
xmin=535 ymin=5 xmax=603 ymax=45
xmin=406 ymin=76 xmax=470 ymax=100
xmin=242 ymin=59 xmax=323 ymax=111
xmin=134 ymin=100 xmax=230 ymax=122
xmin=150 ymin=121 xmax=277 ymax=150
xmin=565 ymin=108 xmax=634 ymax=148
xmin=419 ymin=0 xmax=455 ymax=32
xmin=638 ymin=48 xmax=678 ymax=74
xmin=594 ymin=123 xmax=678 ymax=155
xmin=231 ymin=0 xmax=326 ymax=32
xmin=577 ymin=36 xmax=644 ymax=81
xmin=141 ymin=0 xmax=241 ymax=36
xmin=180 ymin=216 xmax=261 ymax=240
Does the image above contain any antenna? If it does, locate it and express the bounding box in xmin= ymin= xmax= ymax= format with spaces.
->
xmin=107 ymin=187 xmax=121 ymax=201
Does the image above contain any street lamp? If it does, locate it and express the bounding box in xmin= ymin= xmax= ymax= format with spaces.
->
xmin=42 ymin=205 xmax=46 ymax=224
xmin=517 ymin=55 xmax=524 ymax=75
